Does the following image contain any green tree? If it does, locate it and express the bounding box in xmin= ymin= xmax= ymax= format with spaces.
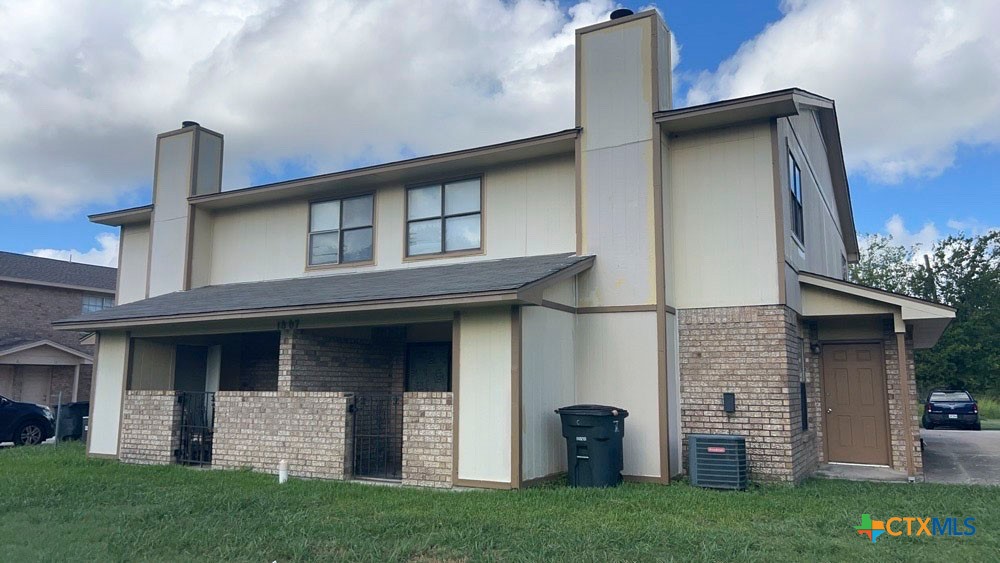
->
xmin=849 ymin=234 xmax=919 ymax=295
xmin=911 ymin=231 xmax=1000 ymax=397
xmin=850 ymin=231 xmax=1000 ymax=397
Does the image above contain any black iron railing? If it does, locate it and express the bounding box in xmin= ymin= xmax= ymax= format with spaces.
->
xmin=352 ymin=394 xmax=403 ymax=480
xmin=177 ymin=392 xmax=215 ymax=467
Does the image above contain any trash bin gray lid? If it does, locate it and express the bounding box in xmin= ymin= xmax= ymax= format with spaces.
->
xmin=555 ymin=404 xmax=629 ymax=417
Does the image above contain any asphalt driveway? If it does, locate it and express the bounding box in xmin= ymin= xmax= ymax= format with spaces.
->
xmin=922 ymin=428 xmax=1000 ymax=485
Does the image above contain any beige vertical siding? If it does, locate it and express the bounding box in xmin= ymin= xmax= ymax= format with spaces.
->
xmin=148 ymin=132 xmax=194 ymax=297
xmin=209 ymin=200 xmax=306 ymax=284
xmin=188 ymin=208 xmax=214 ymax=289
xmin=520 ymin=307 xmax=575 ymax=481
xmin=456 ymin=307 xmax=512 ymax=484
xmin=116 ymin=224 xmax=150 ymax=305
xmin=204 ymin=155 xmax=575 ymax=286
xmin=667 ymin=122 xmax=780 ymax=308
xmin=128 ymin=340 xmax=174 ymax=391
xmin=778 ymin=110 xmax=849 ymax=312
xmin=88 ymin=332 xmax=129 ymax=456
xmin=575 ymin=311 xmax=661 ymax=478
xmin=577 ymin=16 xmax=663 ymax=308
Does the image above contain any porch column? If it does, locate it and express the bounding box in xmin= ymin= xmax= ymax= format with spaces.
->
xmin=277 ymin=327 xmax=298 ymax=392
xmin=896 ymin=330 xmax=916 ymax=480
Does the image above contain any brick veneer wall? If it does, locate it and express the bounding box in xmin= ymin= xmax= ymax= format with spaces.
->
xmin=279 ymin=328 xmax=405 ymax=393
xmin=884 ymin=334 xmax=922 ymax=476
xmin=679 ymin=305 xmax=807 ymax=482
xmin=240 ymin=349 xmax=278 ymax=391
xmin=119 ymin=390 xmax=180 ymax=465
xmin=0 ymin=280 xmax=102 ymax=354
xmin=213 ymin=391 xmax=354 ymax=480
xmin=402 ymin=392 xmax=453 ymax=488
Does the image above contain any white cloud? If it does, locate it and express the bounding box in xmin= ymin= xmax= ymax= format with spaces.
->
xmin=884 ymin=214 xmax=940 ymax=258
xmin=28 ymin=232 xmax=119 ymax=267
xmin=880 ymin=214 xmax=998 ymax=261
xmin=685 ymin=0 xmax=1000 ymax=184
xmin=946 ymin=217 xmax=997 ymax=236
xmin=0 ymin=0 xmax=617 ymax=218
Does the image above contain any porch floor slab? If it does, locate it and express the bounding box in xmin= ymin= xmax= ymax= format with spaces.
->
xmin=815 ymin=463 xmax=909 ymax=483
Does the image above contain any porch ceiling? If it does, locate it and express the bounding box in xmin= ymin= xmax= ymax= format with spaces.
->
xmin=799 ymin=272 xmax=955 ymax=349
xmin=53 ymin=253 xmax=594 ymax=331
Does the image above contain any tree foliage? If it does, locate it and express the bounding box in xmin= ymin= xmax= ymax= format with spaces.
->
xmin=850 ymin=230 xmax=1000 ymax=397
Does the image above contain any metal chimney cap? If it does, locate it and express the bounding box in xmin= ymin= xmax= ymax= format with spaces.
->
xmin=609 ymin=8 xmax=634 ymax=20
xmin=181 ymin=121 xmax=200 ymax=128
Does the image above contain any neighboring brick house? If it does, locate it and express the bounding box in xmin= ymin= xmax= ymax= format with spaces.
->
xmin=58 ymin=9 xmax=953 ymax=487
xmin=0 ymin=251 xmax=116 ymax=405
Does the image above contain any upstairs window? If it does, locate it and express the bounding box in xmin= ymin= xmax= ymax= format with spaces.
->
xmin=789 ymin=152 xmax=805 ymax=243
xmin=309 ymin=194 xmax=374 ymax=266
xmin=407 ymin=177 xmax=482 ymax=257
xmin=82 ymin=295 xmax=114 ymax=313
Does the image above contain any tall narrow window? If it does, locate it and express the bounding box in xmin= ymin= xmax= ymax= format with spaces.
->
xmin=309 ymin=194 xmax=374 ymax=266
xmin=789 ymin=153 xmax=804 ymax=243
xmin=407 ymin=177 xmax=482 ymax=256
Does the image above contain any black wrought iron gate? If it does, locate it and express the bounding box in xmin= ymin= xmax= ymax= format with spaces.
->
xmin=176 ymin=392 xmax=215 ymax=467
xmin=352 ymin=394 xmax=403 ymax=480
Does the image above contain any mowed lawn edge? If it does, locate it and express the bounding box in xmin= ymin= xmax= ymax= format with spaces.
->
xmin=1 ymin=443 xmax=996 ymax=562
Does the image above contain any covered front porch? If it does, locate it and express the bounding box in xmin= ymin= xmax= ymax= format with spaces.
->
xmin=118 ymin=318 xmax=455 ymax=487
xmin=798 ymin=272 xmax=956 ymax=481
xmin=55 ymin=254 xmax=594 ymax=489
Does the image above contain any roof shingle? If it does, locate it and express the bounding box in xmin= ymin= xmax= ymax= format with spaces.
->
xmin=55 ymin=253 xmax=592 ymax=328
xmin=0 ymin=251 xmax=116 ymax=292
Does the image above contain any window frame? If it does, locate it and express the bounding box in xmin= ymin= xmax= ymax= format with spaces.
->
xmin=788 ymin=151 xmax=805 ymax=245
xmin=306 ymin=192 xmax=376 ymax=269
xmin=82 ymin=295 xmax=114 ymax=313
xmin=404 ymin=175 xmax=484 ymax=260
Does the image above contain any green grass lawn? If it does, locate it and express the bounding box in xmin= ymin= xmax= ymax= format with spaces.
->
xmin=1 ymin=444 xmax=996 ymax=562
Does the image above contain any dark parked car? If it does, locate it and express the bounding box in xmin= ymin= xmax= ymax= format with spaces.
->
xmin=923 ymin=390 xmax=980 ymax=430
xmin=0 ymin=394 xmax=55 ymax=445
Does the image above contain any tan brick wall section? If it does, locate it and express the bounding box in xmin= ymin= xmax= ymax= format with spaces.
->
xmin=679 ymin=305 xmax=813 ymax=483
xmin=402 ymin=392 xmax=453 ymax=488
xmin=279 ymin=328 xmax=405 ymax=393
xmin=884 ymin=334 xmax=922 ymax=476
xmin=213 ymin=391 xmax=354 ymax=480
xmin=119 ymin=390 xmax=180 ymax=465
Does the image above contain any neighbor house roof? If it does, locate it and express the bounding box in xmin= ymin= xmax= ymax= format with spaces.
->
xmin=0 ymin=339 xmax=93 ymax=364
xmin=54 ymin=253 xmax=594 ymax=330
xmin=654 ymin=88 xmax=859 ymax=263
xmin=89 ymin=128 xmax=580 ymax=225
xmin=0 ymin=251 xmax=116 ymax=293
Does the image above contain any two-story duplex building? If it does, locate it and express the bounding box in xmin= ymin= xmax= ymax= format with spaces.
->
xmin=58 ymin=10 xmax=954 ymax=486
xmin=1 ymin=251 xmax=116 ymax=407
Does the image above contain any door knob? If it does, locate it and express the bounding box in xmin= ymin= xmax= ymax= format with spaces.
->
xmin=826 ymin=408 xmax=833 ymax=413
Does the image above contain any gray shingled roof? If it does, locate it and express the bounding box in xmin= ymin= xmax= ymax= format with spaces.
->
xmin=55 ymin=253 xmax=593 ymax=327
xmin=0 ymin=251 xmax=116 ymax=291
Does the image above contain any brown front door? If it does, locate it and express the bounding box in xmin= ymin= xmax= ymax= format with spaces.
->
xmin=822 ymin=343 xmax=890 ymax=465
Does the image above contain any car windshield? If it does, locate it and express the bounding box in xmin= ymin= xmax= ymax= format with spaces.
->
xmin=930 ymin=391 xmax=972 ymax=402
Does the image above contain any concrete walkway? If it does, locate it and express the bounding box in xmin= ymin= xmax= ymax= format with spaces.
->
xmin=816 ymin=463 xmax=908 ymax=483
xmin=922 ymin=429 xmax=1000 ymax=485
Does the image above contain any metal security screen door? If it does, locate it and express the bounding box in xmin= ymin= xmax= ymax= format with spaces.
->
xmin=177 ymin=392 xmax=215 ymax=466
xmin=352 ymin=394 xmax=403 ymax=480
xmin=822 ymin=343 xmax=891 ymax=465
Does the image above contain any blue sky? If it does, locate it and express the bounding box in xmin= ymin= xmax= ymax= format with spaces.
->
xmin=1 ymin=0 xmax=996 ymax=264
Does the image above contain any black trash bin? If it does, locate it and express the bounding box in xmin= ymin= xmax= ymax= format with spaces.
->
xmin=55 ymin=402 xmax=90 ymax=441
xmin=555 ymin=404 xmax=629 ymax=487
